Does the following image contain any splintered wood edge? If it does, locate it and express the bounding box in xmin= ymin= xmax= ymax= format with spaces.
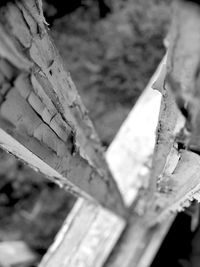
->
xmin=39 ymin=58 xmax=173 ymax=267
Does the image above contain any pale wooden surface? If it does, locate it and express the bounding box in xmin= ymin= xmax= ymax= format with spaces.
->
xmin=40 ymin=199 xmax=125 ymax=267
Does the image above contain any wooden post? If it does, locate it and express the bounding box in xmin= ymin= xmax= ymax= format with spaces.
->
xmin=0 ymin=0 xmax=126 ymax=218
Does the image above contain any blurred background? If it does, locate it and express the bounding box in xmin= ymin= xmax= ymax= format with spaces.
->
xmin=1 ymin=1 xmax=199 ymax=267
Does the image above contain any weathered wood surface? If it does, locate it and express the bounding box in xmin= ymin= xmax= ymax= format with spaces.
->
xmin=144 ymin=0 xmax=200 ymax=223
xmin=1 ymin=1 xmax=200 ymax=267
xmin=0 ymin=0 xmax=126 ymax=217
xmin=39 ymin=59 xmax=171 ymax=267
xmin=39 ymin=199 xmax=125 ymax=267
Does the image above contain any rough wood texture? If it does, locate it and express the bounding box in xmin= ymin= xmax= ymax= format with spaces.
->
xmin=0 ymin=0 xmax=126 ymax=217
xmin=144 ymin=0 xmax=200 ymax=222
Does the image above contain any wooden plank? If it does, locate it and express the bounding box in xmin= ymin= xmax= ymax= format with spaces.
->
xmin=39 ymin=199 xmax=125 ymax=267
xmin=0 ymin=0 xmax=126 ymax=217
xmin=39 ymin=59 xmax=169 ymax=267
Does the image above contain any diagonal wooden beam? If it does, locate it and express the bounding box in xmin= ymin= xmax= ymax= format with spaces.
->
xmin=0 ymin=0 xmax=126 ymax=218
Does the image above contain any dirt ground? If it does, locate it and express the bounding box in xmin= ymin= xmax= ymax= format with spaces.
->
xmin=0 ymin=1 xmax=200 ymax=266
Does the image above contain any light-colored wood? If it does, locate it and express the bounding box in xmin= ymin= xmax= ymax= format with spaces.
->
xmin=40 ymin=199 xmax=124 ymax=267
xmin=106 ymin=63 xmax=162 ymax=206
xmin=0 ymin=0 xmax=126 ymax=217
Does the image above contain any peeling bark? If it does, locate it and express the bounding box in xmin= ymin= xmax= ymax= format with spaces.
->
xmin=0 ymin=0 xmax=126 ymax=218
